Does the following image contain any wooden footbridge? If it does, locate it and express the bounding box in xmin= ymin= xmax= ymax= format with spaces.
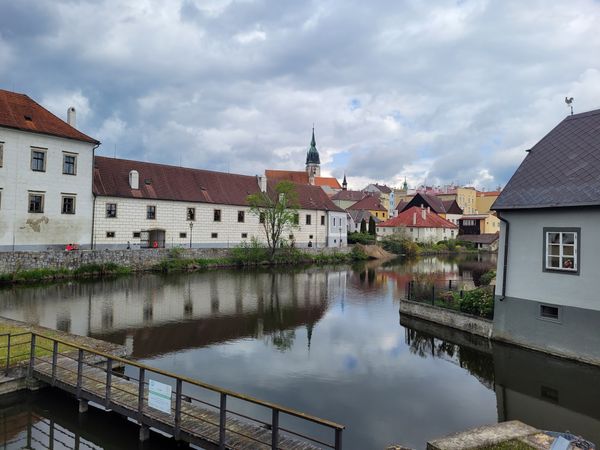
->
xmin=2 ymin=331 xmax=344 ymax=449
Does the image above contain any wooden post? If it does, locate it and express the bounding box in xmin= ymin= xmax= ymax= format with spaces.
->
xmin=105 ymin=358 xmax=112 ymax=410
xmin=174 ymin=379 xmax=182 ymax=439
xmin=138 ymin=367 xmax=145 ymax=422
xmin=335 ymin=428 xmax=343 ymax=450
xmin=219 ymin=393 xmax=227 ymax=449
xmin=76 ymin=349 xmax=84 ymax=398
xmin=271 ymin=409 xmax=279 ymax=450
xmin=28 ymin=334 xmax=36 ymax=380
xmin=51 ymin=341 xmax=58 ymax=386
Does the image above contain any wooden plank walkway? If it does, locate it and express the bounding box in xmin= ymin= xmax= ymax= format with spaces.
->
xmin=32 ymin=354 xmax=321 ymax=450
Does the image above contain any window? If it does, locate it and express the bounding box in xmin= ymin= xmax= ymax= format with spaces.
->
xmin=63 ymin=153 xmax=77 ymax=175
xmin=211 ymin=233 xmax=218 ymax=239
xmin=540 ymin=304 xmax=560 ymax=321
xmin=28 ymin=193 xmax=44 ymax=213
xmin=0 ymin=142 xmax=3 ymax=167
xmin=106 ymin=203 xmax=117 ymax=218
xmin=259 ymin=212 xmax=266 ymax=224
xmin=241 ymin=233 xmax=248 ymax=238
xmin=187 ymin=207 xmax=196 ymax=221
xmin=147 ymin=205 xmax=156 ymax=220
xmin=544 ymin=228 xmax=579 ymax=273
xmin=306 ymin=214 xmax=311 ymax=225
xmin=214 ymin=209 xmax=221 ymax=222
xmin=289 ymin=234 xmax=294 ymax=240
xmin=180 ymin=232 xmax=187 ymax=238
xmin=106 ymin=231 xmax=115 ymax=238
xmin=133 ymin=232 xmax=141 ymax=238
xmin=293 ymin=214 xmax=299 ymax=225
xmin=61 ymin=195 xmax=76 ymax=214
xmin=321 ymin=215 xmax=325 ymax=226
xmin=309 ymin=234 xmax=313 ymax=239
xmin=31 ymin=149 xmax=46 ymax=172
xmin=238 ymin=211 xmax=245 ymax=223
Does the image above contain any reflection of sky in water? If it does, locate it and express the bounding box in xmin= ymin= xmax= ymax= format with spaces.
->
xmin=3 ymin=254 xmax=599 ymax=449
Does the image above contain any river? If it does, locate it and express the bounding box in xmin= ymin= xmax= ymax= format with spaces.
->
xmin=0 ymin=254 xmax=598 ymax=449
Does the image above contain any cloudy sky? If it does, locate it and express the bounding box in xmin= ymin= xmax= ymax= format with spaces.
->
xmin=2 ymin=0 xmax=600 ymax=190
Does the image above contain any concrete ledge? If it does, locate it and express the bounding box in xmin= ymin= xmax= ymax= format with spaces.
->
xmin=426 ymin=421 xmax=539 ymax=450
xmin=400 ymin=299 xmax=493 ymax=339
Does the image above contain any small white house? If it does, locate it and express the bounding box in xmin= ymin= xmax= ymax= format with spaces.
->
xmin=376 ymin=206 xmax=458 ymax=243
xmin=493 ymin=107 xmax=600 ymax=365
xmin=93 ymin=156 xmax=347 ymax=249
xmin=0 ymin=89 xmax=99 ymax=251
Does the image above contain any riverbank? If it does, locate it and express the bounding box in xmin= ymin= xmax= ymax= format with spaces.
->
xmin=0 ymin=245 xmax=365 ymax=285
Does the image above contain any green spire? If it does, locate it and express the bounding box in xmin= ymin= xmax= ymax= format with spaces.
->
xmin=306 ymin=127 xmax=321 ymax=165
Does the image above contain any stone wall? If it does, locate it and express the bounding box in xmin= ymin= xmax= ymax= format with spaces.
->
xmin=399 ymin=298 xmax=493 ymax=339
xmin=0 ymin=246 xmax=352 ymax=273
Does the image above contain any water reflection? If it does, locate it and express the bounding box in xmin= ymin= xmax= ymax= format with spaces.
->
xmin=1 ymin=254 xmax=597 ymax=449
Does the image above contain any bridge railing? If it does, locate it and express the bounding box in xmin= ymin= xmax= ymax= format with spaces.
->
xmin=19 ymin=330 xmax=344 ymax=450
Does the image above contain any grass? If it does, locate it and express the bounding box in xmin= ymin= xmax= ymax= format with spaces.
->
xmin=0 ymin=324 xmax=73 ymax=368
xmin=478 ymin=440 xmax=536 ymax=450
xmin=0 ymin=263 xmax=132 ymax=285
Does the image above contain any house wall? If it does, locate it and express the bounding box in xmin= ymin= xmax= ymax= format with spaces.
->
xmin=494 ymin=208 xmax=600 ymax=365
xmin=93 ymin=196 xmax=338 ymax=249
xmin=376 ymin=226 xmax=456 ymax=242
xmin=327 ymin=211 xmax=347 ymax=247
xmin=482 ymin=214 xmax=500 ymax=233
xmin=476 ymin=194 xmax=499 ymax=214
xmin=0 ymin=127 xmax=95 ymax=251
xmin=333 ymin=199 xmax=359 ymax=210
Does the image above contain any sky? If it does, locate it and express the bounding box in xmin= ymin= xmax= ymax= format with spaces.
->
xmin=1 ymin=0 xmax=600 ymax=191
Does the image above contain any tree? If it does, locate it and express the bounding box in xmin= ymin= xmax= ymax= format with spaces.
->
xmin=360 ymin=218 xmax=367 ymax=234
xmin=368 ymin=216 xmax=376 ymax=235
xmin=247 ymin=180 xmax=299 ymax=258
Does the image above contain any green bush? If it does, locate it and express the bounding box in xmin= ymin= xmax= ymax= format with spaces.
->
xmin=456 ymin=287 xmax=494 ymax=319
xmin=479 ymin=270 xmax=496 ymax=286
xmin=347 ymin=232 xmax=376 ymax=245
xmin=230 ymin=238 xmax=270 ymax=265
xmin=381 ymin=235 xmax=420 ymax=256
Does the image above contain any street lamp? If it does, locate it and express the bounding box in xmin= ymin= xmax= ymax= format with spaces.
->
xmin=189 ymin=221 xmax=194 ymax=248
xmin=339 ymin=226 xmax=342 ymax=247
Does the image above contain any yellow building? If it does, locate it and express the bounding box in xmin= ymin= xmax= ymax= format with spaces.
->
xmin=348 ymin=195 xmax=388 ymax=220
xmin=437 ymin=187 xmax=478 ymax=214
xmin=482 ymin=213 xmax=500 ymax=233
xmin=476 ymin=191 xmax=501 ymax=214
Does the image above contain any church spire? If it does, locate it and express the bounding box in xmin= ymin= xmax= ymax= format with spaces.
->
xmin=342 ymin=173 xmax=347 ymax=190
xmin=305 ymin=126 xmax=321 ymax=176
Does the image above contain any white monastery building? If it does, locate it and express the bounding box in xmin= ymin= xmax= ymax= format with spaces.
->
xmin=376 ymin=206 xmax=458 ymax=243
xmin=0 ymin=89 xmax=99 ymax=251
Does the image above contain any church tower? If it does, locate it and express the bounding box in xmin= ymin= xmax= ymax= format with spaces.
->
xmin=342 ymin=174 xmax=348 ymax=190
xmin=305 ymin=127 xmax=321 ymax=181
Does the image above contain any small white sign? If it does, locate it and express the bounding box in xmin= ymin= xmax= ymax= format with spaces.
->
xmin=148 ymin=379 xmax=172 ymax=414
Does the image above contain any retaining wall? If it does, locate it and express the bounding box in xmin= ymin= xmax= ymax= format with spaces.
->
xmin=0 ymin=246 xmax=352 ymax=273
xmin=399 ymin=299 xmax=493 ymax=339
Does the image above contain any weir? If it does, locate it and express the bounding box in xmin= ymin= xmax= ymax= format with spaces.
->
xmin=1 ymin=331 xmax=344 ymax=450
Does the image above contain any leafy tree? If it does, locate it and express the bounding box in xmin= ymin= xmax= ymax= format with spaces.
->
xmin=360 ymin=218 xmax=367 ymax=234
xmin=368 ymin=216 xmax=376 ymax=235
xmin=247 ymin=181 xmax=299 ymax=259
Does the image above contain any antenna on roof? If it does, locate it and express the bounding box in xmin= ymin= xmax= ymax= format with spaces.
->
xmin=565 ymin=97 xmax=574 ymax=115
xmin=113 ymin=144 xmax=117 ymax=159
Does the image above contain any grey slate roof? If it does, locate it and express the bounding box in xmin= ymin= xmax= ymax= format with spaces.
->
xmin=493 ymin=109 xmax=600 ymax=210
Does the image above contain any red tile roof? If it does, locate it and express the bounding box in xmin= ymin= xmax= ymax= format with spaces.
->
xmin=0 ymin=89 xmax=99 ymax=144
xmin=348 ymin=195 xmax=387 ymax=211
xmin=379 ymin=206 xmax=458 ymax=229
xmin=331 ymin=190 xmax=366 ymax=201
xmin=94 ymin=156 xmax=343 ymax=211
xmin=265 ymin=170 xmax=342 ymax=189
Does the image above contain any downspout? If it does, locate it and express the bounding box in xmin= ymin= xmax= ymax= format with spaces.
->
xmin=90 ymin=143 xmax=100 ymax=250
xmin=498 ymin=212 xmax=509 ymax=300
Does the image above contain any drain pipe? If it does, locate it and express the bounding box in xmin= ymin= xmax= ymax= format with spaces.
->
xmin=498 ymin=212 xmax=509 ymax=301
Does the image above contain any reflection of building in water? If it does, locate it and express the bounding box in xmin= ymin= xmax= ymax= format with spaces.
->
xmin=401 ymin=315 xmax=600 ymax=445
xmin=494 ymin=344 xmax=600 ymax=445
xmin=0 ymin=269 xmax=347 ymax=358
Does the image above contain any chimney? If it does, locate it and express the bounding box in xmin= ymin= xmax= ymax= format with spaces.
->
xmin=258 ymin=175 xmax=267 ymax=192
xmin=129 ymin=170 xmax=139 ymax=190
xmin=413 ymin=212 xmax=416 ymax=226
xmin=67 ymin=107 xmax=76 ymax=127
xmin=427 ymin=206 xmax=430 ymax=213
xmin=421 ymin=208 xmax=426 ymax=220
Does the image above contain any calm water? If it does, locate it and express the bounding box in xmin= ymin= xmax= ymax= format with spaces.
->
xmin=0 ymin=255 xmax=599 ymax=449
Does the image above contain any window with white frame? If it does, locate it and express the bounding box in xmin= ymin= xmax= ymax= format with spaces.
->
xmin=31 ymin=148 xmax=46 ymax=172
xmin=544 ymin=229 xmax=578 ymax=273
xmin=61 ymin=195 xmax=76 ymax=214
xmin=63 ymin=153 xmax=77 ymax=175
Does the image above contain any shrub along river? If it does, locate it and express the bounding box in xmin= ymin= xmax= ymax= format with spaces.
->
xmin=0 ymin=254 xmax=599 ymax=449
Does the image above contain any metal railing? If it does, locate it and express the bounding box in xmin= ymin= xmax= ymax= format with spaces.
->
xmin=5 ymin=330 xmax=344 ymax=450
xmin=406 ymin=279 xmax=466 ymax=306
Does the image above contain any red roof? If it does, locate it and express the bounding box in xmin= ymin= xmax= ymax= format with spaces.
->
xmin=265 ymin=170 xmax=342 ymax=189
xmin=94 ymin=156 xmax=343 ymax=211
xmin=0 ymin=89 xmax=99 ymax=144
xmin=331 ymin=190 xmax=366 ymax=201
xmin=348 ymin=195 xmax=387 ymax=211
xmin=379 ymin=206 xmax=458 ymax=229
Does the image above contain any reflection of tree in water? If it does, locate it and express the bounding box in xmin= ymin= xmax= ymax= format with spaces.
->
xmin=268 ymin=329 xmax=297 ymax=352
xmin=405 ymin=328 xmax=495 ymax=389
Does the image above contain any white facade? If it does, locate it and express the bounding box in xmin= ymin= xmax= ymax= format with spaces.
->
xmin=93 ymin=195 xmax=346 ymax=249
xmin=0 ymin=127 xmax=96 ymax=251
xmin=376 ymin=225 xmax=456 ymax=243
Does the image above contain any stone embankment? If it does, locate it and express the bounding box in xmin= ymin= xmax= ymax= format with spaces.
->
xmin=0 ymin=246 xmax=352 ymax=274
